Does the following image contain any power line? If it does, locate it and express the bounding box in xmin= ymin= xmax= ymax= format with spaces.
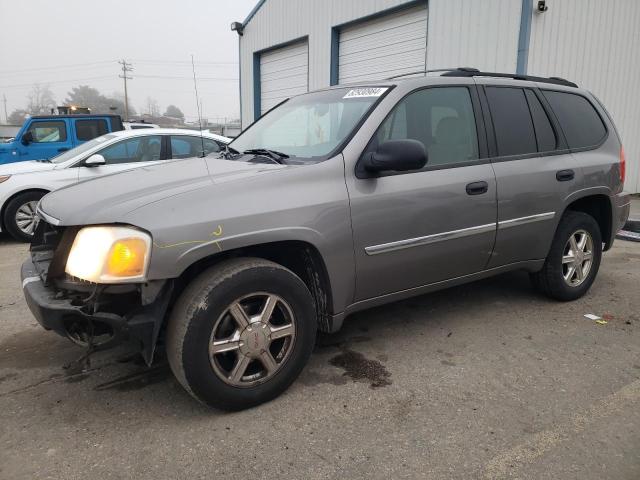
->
xmin=0 ymin=60 xmax=116 ymax=76
xmin=0 ymin=75 xmax=116 ymax=89
xmin=135 ymin=74 xmax=238 ymax=81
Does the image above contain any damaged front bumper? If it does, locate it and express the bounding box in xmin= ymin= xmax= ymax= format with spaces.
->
xmin=21 ymin=258 xmax=173 ymax=365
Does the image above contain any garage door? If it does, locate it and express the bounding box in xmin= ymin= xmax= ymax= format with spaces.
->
xmin=338 ymin=4 xmax=428 ymax=84
xmin=259 ymin=39 xmax=309 ymax=115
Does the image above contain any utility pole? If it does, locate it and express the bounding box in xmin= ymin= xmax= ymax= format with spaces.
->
xmin=118 ymin=59 xmax=133 ymax=120
xmin=2 ymin=94 xmax=7 ymax=124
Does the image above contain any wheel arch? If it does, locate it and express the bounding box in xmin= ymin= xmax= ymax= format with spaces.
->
xmin=562 ymin=192 xmax=613 ymax=250
xmin=0 ymin=188 xmax=50 ymax=231
xmin=172 ymin=240 xmax=337 ymax=333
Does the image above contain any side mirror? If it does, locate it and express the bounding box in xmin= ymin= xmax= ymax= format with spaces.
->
xmin=360 ymin=139 xmax=427 ymax=176
xmin=21 ymin=132 xmax=33 ymax=146
xmin=85 ymin=154 xmax=106 ymax=167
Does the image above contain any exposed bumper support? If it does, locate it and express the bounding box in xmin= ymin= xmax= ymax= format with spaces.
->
xmin=21 ymin=259 xmax=172 ymax=365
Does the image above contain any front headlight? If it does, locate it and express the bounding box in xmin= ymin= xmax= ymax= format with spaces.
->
xmin=65 ymin=226 xmax=152 ymax=283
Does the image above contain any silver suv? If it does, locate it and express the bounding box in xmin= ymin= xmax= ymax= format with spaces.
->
xmin=22 ymin=69 xmax=630 ymax=410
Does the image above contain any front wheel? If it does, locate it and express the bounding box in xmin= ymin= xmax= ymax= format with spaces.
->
xmin=530 ymin=211 xmax=602 ymax=301
xmin=3 ymin=191 xmax=46 ymax=242
xmin=166 ymin=258 xmax=317 ymax=410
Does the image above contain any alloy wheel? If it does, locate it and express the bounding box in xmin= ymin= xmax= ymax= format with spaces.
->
xmin=209 ymin=292 xmax=296 ymax=387
xmin=15 ymin=201 xmax=39 ymax=236
xmin=562 ymin=229 xmax=594 ymax=287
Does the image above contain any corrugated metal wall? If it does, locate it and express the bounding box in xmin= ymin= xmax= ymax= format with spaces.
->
xmin=239 ymin=0 xmax=522 ymax=127
xmin=426 ymin=0 xmax=521 ymax=71
xmin=528 ymin=0 xmax=640 ymax=192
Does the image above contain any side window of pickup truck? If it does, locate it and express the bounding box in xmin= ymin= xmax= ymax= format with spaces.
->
xmin=375 ymin=87 xmax=479 ymax=167
xmin=27 ymin=121 xmax=67 ymax=143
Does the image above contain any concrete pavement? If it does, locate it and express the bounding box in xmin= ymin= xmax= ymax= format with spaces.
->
xmin=1 ymin=233 xmax=639 ymax=479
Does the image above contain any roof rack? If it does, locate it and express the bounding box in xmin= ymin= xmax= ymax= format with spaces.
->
xmin=387 ymin=67 xmax=578 ymax=88
xmin=386 ymin=67 xmax=477 ymax=80
xmin=441 ymin=68 xmax=578 ymax=88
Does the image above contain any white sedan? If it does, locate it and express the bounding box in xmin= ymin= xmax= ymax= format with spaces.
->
xmin=0 ymin=128 xmax=230 ymax=241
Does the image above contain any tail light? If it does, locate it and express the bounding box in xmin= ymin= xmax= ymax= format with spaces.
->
xmin=620 ymin=146 xmax=626 ymax=184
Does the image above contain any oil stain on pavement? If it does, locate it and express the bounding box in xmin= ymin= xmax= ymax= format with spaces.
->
xmin=329 ymin=349 xmax=392 ymax=388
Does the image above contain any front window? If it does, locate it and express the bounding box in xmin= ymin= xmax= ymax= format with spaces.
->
xmin=98 ymin=135 xmax=162 ymax=164
xmin=27 ymin=121 xmax=67 ymax=143
xmin=230 ymin=86 xmax=389 ymax=159
xmin=51 ymin=134 xmax=117 ymax=164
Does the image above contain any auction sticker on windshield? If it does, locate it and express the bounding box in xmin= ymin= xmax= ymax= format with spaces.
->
xmin=343 ymin=87 xmax=388 ymax=98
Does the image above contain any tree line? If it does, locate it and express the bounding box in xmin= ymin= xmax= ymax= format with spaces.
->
xmin=6 ymin=84 xmax=184 ymax=125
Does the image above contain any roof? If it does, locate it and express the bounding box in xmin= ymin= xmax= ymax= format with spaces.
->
xmin=30 ymin=114 xmax=121 ymax=120
xmin=243 ymin=0 xmax=266 ymax=27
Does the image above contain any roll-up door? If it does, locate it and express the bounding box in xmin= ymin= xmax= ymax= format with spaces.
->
xmin=338 ymin=4 xmax=428 ymax=84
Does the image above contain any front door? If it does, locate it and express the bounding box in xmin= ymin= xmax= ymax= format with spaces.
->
xmin=347 ymin=85 xmax=497 ymax=301
xmin=78 ymin=134 xmax=165 ymax=180
xmin=17 ymin=119 xmax=70 ymax=161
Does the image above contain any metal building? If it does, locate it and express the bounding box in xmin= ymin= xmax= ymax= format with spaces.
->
xmin=235 ymin=0 xmax=640 ymax=193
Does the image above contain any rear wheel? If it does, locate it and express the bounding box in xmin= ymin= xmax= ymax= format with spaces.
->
xmin=166 ymin=258 xmax=316 ymax=410
xmin=530 ymin=211 xmax=602 ymax=301
xmin=3 ymin=191 xmax=46 ymax=242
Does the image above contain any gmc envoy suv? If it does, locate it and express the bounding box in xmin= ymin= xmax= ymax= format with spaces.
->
xmin=21 ymin=68 xmax=630 ymax=410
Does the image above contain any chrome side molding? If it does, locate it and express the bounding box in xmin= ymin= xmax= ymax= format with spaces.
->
xmin=497 ymin=211 xmax=555 ymax=229
xmin=364 ymin=212 xmax=556 ymax=256
xmin=365 ymin=223 xmax=496 ymax=255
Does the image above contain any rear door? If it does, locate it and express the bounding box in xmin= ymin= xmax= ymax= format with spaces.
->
xmin=72 ymin=118 xmax=110 ymax=147
xmin=78 ymin=134 xmax=166 ymax=180
xmin=17 ymin=119 xmax=70 ymax=161
xmin=347 ymin=85 xmax=497 ymax=301
xmin=479 ymin=82 xmax=580 ymax=267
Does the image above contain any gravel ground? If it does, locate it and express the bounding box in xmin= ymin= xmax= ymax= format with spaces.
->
xmin=0 ymin=233 xmax=639 ymax=479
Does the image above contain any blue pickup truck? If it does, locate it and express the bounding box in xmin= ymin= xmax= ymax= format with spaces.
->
xmin=0 ymin=114 xmax=124 ymax=165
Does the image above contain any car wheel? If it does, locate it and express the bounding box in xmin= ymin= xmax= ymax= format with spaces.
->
xmin=530 ymin=211 xmax=602 ymax=301
xmin=3 ymin=191 xmax=46 ymax=242
xmin=166 ymin=257 xmax=317 ymax=410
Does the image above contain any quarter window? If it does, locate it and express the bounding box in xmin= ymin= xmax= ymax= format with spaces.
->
xmin=26 ymin=121 xmax=67 ymax=143
xmin=542 ymin=90 xmax=607 ymax=149
xmin=486 ymin=87 xmax=537 ymax=156
xmin=375 ymin=87 xmax=479 ymax=167
xmin=97 ymin=135 xmax=162 ymax=164
xmin=76 ymin=119 xmax=109 ymax=141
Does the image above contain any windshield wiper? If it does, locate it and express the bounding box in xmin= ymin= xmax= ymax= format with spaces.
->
xmin=243 ymin=148 xmax=290 ymax=163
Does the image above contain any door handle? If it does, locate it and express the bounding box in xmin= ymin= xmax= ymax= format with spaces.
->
xmin=57 ymin=148 xmax=69 ymax=152
xmin=466 ymin=181 xmax=489 ymax=195
xmin=556 ymin=169 xmax=575 ymax=181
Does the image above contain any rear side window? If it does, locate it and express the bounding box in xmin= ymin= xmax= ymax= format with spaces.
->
xmin=76 ymin=119 xmax=108 ymax=141
xmin=486 ymin=87 xmax=537 ymax=156
xmin=524 ymin=90 xmax=557 ymax=152
xmin=542 ymin=90 xmax=607 ymax=149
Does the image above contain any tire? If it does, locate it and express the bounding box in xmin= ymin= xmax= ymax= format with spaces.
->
xmin=530 ymin=211 xmax=602 ymax=301
xmin=166 ymin=257 xmax=317 ymax=410
xmin=3 ymin=191 xmax=46 ymax=242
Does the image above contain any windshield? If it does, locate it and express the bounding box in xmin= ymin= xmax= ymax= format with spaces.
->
xmin=50 ymin=134 xmax=117 ymax=164
xmin=229 ymin=87 xmax=389 ymax=159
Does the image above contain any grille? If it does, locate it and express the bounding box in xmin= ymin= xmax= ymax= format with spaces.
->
xmin=30 ymin=221 xmax=77 ymax=284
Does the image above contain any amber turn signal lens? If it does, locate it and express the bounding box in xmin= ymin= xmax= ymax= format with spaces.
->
xmin=106 ymin=238 xmax=148 ymax=277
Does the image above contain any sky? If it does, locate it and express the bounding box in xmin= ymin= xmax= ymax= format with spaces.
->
xmin=0 ymin=0 xmax=256 ymax=123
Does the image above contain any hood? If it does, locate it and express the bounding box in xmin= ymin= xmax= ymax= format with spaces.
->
xmin=0 ymin=160 xmax=56 ymax=175
xmin=39 ymin=157 xmax=286 ymax=226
